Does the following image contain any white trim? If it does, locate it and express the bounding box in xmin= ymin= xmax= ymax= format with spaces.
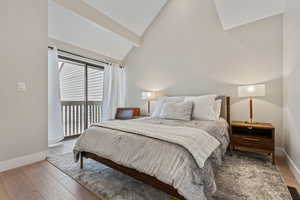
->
xmin=0 ymin=151 xmax=47 ymax=173
xmin=285 ymin=151 xmax=300 ymax=184
xmin=277 ymin=147 xmax=300 ymax=184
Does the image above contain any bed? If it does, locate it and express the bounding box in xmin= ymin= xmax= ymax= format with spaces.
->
xmin=74 ymin=96 xmax=230 ymax=200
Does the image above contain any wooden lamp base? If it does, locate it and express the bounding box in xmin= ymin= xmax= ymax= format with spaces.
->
xmin=249 ymin=97 xmax=253 ymax=123
xmin=244 ymin=97 xmax=254 ymax=124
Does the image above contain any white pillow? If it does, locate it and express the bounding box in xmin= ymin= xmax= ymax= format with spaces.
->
xmin=184 ymin=95 xmax=217 ymax=121
xmin=160 ymin=101 xmax=193 ymax=121
xmin=151 ymin=96 xmax=184 ymax=118
xmin=151 ymin=96 xmax=167 ymax=117
xmin=214 ymin=99 xmax=222 ymax=119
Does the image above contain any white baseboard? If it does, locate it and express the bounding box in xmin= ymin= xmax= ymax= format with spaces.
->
xmin=277 ymin=147 xmax=300 ymax=184
xmin=0 ymin=151 xmax=47 ymax=173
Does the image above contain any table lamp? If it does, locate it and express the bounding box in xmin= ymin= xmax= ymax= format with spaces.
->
xmin=238 ymin=84 xmax=266 ymax=123
xmin=141 ymin=91 xmax=156 ymax=114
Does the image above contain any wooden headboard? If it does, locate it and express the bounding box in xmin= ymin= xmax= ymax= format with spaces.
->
xmin=216 ymin=96 xmax=231 ymax=125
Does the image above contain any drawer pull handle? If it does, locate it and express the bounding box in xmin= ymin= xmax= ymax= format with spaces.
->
xmin=247 ymin=127 xmax=253 ymax=130
xmin=244 ymin=138 xmax=260 ymax=142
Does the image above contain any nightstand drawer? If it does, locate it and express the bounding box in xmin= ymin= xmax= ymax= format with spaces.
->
xmin=231 ymin=135 xmax=274 ymax=150
xmin=231 ymin=126 xmax=273 ymax=139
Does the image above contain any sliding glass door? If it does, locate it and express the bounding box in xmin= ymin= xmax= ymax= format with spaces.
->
xmin=59 ymin=57 xmax=104 ymax=138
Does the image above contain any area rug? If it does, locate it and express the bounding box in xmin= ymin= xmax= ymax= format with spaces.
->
xmin=47 ymin=151 xmax=292 ymax=200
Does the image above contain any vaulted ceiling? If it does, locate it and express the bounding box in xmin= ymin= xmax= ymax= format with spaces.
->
xmin=214 ymin=0 xmax=285 ymax=30
xmin=81 ymin=0 xmax=168 ymax=36
xmin=48 ymin=0 xmax=285 ymax=61
xmin=48 ymin=0 xmax=168 ymax=61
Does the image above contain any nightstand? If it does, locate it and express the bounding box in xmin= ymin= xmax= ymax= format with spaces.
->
xmin=230 ymin=121 xmax=275 ymax=164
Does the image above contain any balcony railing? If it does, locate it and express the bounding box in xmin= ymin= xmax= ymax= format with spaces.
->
xmin=61 ymin=101 xmax=102 ymax=138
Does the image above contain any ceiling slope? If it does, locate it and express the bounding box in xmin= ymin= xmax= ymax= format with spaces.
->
xmin=82 ymin=0 xmax=168 ymax=36
xmin=214 ymin=0 xmax=285 ymax=30
xmin=48 ymin=0 xmax=168 ymax=61
xmin=48 ymin=0 xmax=133 ymax=60
xmin=53 ymin=0 xmax=141 ymax=46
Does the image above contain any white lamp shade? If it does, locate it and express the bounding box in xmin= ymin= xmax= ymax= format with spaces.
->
xmin=238 ymin=84 xmax=266 ymax=97
xmin=142 ymin=91 xmax=156 ymax=100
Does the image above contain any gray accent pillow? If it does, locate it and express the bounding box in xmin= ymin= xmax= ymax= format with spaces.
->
xmin=160 ymin=101 xmax=193 ymax=121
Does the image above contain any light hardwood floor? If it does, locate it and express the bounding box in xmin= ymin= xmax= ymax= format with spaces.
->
xmin=0 ymin=160 xmax=99 ymax=200
xmin=276 ymin=155 xmax=300 ymax=192
xmin=0 ymin=141 xmax=299 ymax=200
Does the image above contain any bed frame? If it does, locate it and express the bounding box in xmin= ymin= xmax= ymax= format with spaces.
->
xmin=80 ymin=96 xmax=230 ymax=200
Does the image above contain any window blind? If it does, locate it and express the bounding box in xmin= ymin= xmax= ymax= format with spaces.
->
xmin=59 ymin=62 xmax=104 ymax=102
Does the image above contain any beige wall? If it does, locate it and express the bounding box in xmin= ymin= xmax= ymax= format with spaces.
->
xmin=125 ymin=0 xmax=284 ymax=146
xmin=0 ymin=0 xmax=48 ymax=161
xmin=283 ymin=0 xmax=300 ymax=181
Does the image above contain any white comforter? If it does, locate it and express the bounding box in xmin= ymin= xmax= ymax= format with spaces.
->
xmin=74 ymin=118 xmax=229 ymax=200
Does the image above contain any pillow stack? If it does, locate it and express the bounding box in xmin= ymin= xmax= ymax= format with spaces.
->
xmin=151 ymin=95 xmax=222 ymax=121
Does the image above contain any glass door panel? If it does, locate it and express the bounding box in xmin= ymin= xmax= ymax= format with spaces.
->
xmin=87 ymin=66 xmax=104 ymax=127
xmin=59 ymin=61 xmax=85 ymax=137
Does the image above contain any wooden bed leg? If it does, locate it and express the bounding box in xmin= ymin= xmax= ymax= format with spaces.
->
xmin=80 ymin=153 xmax=84 ymax=169
xmin=229 ymin=144 xmax=233 ymax=156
